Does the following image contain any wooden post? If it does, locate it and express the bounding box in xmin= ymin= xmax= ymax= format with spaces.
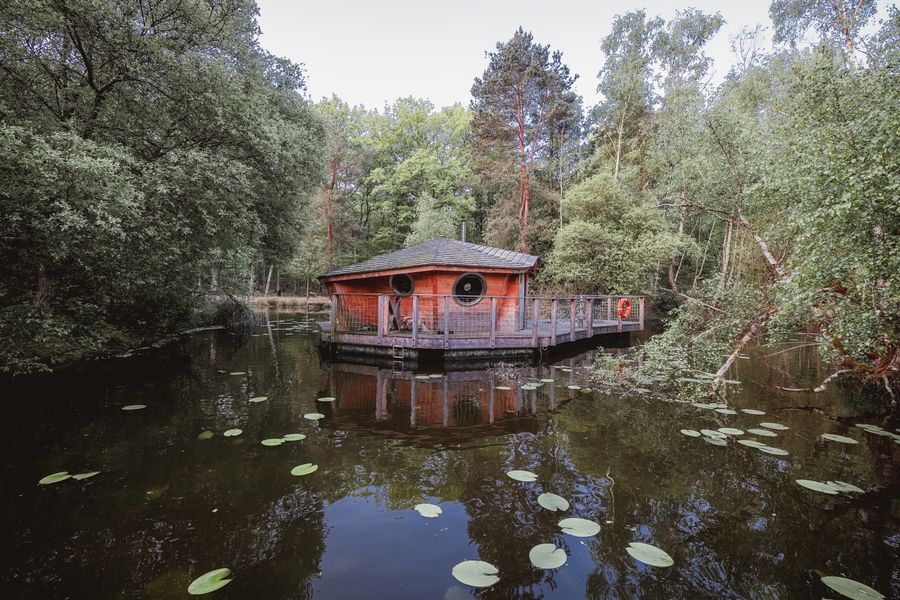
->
xmin=531 ymin=298 xmax=539 ymax=347
xmin=377 ymin=295 xmax=385 ymax=344
xmin=617 ymin=297 xmax=622 ymax=333
xmin=639 ymin=297 xmax=645 ymax=330
xmin=444 ymin=295 xmax=450 ymax=349
xmin=490 ymin=297 xmax=497 ymax=348
xmin=569 ymin=299 xmax=576 ymax=341
xmin=550 ymin=299 xmax=558 ymax=346
xmin=410 ymin=374 xmax=418 ymax=426
xmin=606 ymin=295 xmax=612 ymax=321
xmin=586 ymin=298 xmax=594 ymax=337
xmin=412 ymin=295 xmax=419 ymax=346
xmin=330 ymin=294 xmax=338 ymax=333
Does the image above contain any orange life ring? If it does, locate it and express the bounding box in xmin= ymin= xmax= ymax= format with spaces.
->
xmin=617 ymin=298 xmax=632 ymax=318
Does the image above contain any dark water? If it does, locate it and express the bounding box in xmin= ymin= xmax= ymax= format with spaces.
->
xmin=2 ymin=312 xmax=898 ymax=600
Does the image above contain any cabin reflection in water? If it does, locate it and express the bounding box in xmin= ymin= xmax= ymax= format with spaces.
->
xmin=317 ymin=352 xmax=613 ymax=442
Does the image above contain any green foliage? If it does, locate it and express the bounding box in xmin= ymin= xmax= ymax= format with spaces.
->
xmin=542 ymin=173 xmax=688 ymax=295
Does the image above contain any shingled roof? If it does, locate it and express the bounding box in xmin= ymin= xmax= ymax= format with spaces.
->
xmin=319 ymin=237 xmax=540 ymax=279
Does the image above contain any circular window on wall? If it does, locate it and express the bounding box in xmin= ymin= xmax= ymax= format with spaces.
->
xmin=452 ymin=272 xmax=487 ymax=306
xmin=390 ymin=273 xmax=415 ymax=297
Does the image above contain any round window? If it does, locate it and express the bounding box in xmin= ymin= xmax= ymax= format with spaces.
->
xmin=390 ymin=273 xmax=414 ymax=297
xmin=452 ymin=272 xmax=487 ymax=306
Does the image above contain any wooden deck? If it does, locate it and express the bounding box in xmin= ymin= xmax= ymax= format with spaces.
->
xmin=319 ymin=294 xmax=643 ymax=360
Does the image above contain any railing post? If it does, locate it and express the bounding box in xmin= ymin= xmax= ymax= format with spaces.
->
xmin=586 ymin=298 xmax=593 ymax=337
xmin=607 ymin=295 xmax=612 ymax=322
xmin=377 ymin=294 xmax=385 ymax=344
xmin=531 ymin=298 xmax=539 ymax=347
xmin=330 ymin=294 xmax=338 ymax=334
xmin=617 ymin=296 xmax=622 ymax=333
xmin=569 ymin=298 xmax=576 ymax=341
xmin=639 ymin=297 xmax=645 ymax=330
xmin=444 ymin=295 xmax=450 ymax=349
xmin=412 ymin=295 xmax=419 ymax=346
xmin=550 ymin=299 xmax=558 ymax=345
xmin=490 ymin=297 xmax=497 ymax=348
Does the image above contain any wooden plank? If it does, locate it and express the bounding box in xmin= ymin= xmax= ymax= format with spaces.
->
xmin=550 ymin=299 xmax=557 ymax=346
xmin=490 ymin=297 xmax=497 ymax=348
xmin=586 ymin=298 xmax=593 ymax=337
xmin=569 ymin=299 xmax=575 ymax=342
xmin=444 ymin=296 xmax=450 ymax=349
xmin=532 ymin=299 xmax=538 ymax=347
xmin=412 ymin=295 xmax=419 ymax=346
xmin=639 ymin=297 xmax=645 ymax=330
xmin=330 ymin=295 xmax=338 ymax=336
xmin=377 ymin=295 xmax=384 ymax=344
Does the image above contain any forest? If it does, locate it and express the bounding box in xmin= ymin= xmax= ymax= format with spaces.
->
xmin=1 ymin=0 xmax=898 ymax=398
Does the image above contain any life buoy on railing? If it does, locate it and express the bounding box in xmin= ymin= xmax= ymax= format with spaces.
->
xmin=617 ymin=298 xmax=632 ymax=318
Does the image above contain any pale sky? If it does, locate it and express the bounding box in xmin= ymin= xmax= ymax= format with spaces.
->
xmin=254 ymin=1 xmax=777 ymax=111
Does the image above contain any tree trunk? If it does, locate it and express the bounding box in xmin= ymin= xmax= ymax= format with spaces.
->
xmin=263 ymin=265 xmax=273 ymax=297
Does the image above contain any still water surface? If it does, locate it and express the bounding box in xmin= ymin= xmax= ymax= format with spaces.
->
xmin=2 ymin=311 xmax=898 ymax=599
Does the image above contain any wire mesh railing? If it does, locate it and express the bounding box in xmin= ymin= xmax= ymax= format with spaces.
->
xmin=331 ymin=293 xmax=643 ymax=345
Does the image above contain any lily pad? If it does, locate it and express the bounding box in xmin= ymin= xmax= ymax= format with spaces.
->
xmin=261 ymin=438 xmax=284 ymax=446
xmin=741 ymin=409 xmax=766 ymax=415
xmin=567 ymin=385 xmax=581 ymax=390
xmin=821 ymin=576 xmax=884 ymax=600
xmin=229 ymin=372 xmax=245 ymax=375
xmin=680 ymin=429 xmax=701 ymax=437
xmin=198 ymin=431 xmax=214 ymax=440
xmin=701 ymin=429 xmax=727 ymax=439
xmin=537 ymin=492 xmax=570 ymax=512
xmin=415 ymin=375 xmax=431 ymax=379
xmin=626 ymin=542 xmax=674 ymax=567
xmin=249 ymin=396 xmax=267 ymax=403
xmin=703 ymin=436 xmax=728 ymax=446
xmin=495 ymin=386 xmax=511 ymax=390
xmin=540 ymin=378 xmax=554 ymax=382
xmin=122 ymin=404 xmax=146 ymax=411
xmin=304 ymin=413 xmax=325 ymax=420
xmin=714 ymin=408 xmax=738 ymax=415
xmin=282 ymin=433 xmax=306 ymax=441
xmin=317 ymin=397 xmax=336 ymax=402
xmin=796 ymin=479 xmax=838 ymax=494
xmin=692 ymin=402 xmax=717 ymax=409
xmin=188 ymin=568 xmax=233 ymax=595
xmin=821 ymin=433 xmax=858 ymax=444
xmin=290 ymin=463 xmax=318 ymax=476
xmin=506 ymin=470 xmax=538 ymax=482
xmin=760 ymin=422 xmax=790 ymax=430
xmin=39 ymin=471 xmax=71 ymax=485
xmin=827 ymin=481 xmax=865 ymax=493
xmin=451 ymin=560 xmax=499 ymax=587
xmin=747 ymin=428 xmax=778 ymax=437
xmin=558 ymin=517 xmax=601 ymax=537
xmin=414 ymin=503 xmax=443 ymax=518
xmin=718 ymin=428 xmax=744 ymax=435
xmin=223 ymin=429 xmax=242 ymax=437
xmin=529 ymin=543 xmax=567 ymax=569
xmin=72 ymin=471 xmax=100 ymax=480
xmin=757 ymin=446 xmax=789 ymax=455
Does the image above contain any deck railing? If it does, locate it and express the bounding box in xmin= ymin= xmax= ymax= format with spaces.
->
xmin=329 ymin=293 xmax=643 ymax=348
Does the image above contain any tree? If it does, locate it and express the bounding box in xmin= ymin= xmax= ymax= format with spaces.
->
xmin=470 ymin=28 xmax=578 ymax=252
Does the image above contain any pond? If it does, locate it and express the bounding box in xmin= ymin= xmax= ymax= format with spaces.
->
xmin=2 ymin=310 xmax=898 ymax=599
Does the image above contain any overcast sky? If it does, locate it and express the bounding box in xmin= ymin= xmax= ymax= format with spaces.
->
xmin=254 ymin=1 xmax=777 ymax=111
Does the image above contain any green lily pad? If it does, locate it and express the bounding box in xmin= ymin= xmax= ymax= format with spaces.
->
xmin=282 ymin=433 xmax=306 ymax=441
xmin=760 ymin=422 xmax=790 ymax=430
xmin=198 ymin=431 xmax=214 ymax=440
xmin=414 ymin=503 xmax=442 ymax=518
xmin=122 ymin=404 xmax=146 ymax=411
xmin=494 ymin=385 xmax=511 ymax=390
xmin=529 ymin=543 xmax=567 ymax=569
xmin=681 ymin=429 xmax=701 ymax=437
xmin=540 ymin=378 xmax=554 ymax=383
xmin=429 ymin=374 xmax=443 ymax=378
xmin=290 ymin=463 xmax=318 ymax=476
xmin=188 ymin=568 xmax=232 ymax=595
xmin=757 ymin=446 xmax=789 ymax=455
xmin=741 ymin=409 xmax=766 ymax=415
xmin=737 ymin=439 xmax=767 ymax=448
xmin=229 ymin=372 xmax=245 ymax=375
xmin=796 ymin=479 xmax=838 ymax=494
xmin=827 ymin=481 xmax=865 ymax=493
xmin=821 ymin=433 xmax=858 ymax=444
xmin=39 ymin=471 xmax=71 ymax=485
xmin=537 ymin=492 xmax=570 ymax=512
xmin=558 ymin=517 xmax=601 ymax=537
xmin=821 ymin=576 xmax=884 ymax=600
xmin=718 ymin=428 xmax=744 ymax=435
xmin=703 ymin=436 xmax=728 ymax=446
xmin=451 ymin=560 xmax=499 ymax=587
xmin=223 ymin=429 xmax=242 ymax=437
xmin=415 ymin=375 xmax=431 ymax=379
xmin=249 ymin=396 xmax=267 ymax=403
xmin=580 ymin=388 xmax=592 ymax=393
xmin=72 ymin=471 xmax=100 ymax=480
xmin=261 ymin=438 xmax=284 ymax=446
xmin=747 ymin=428 xmax=778 ymax=437
xmin=715 ymin=408 xmax=738 ymax=415
xmin=626 ymin=542 xmax=674 ymax=567
xmin=506 ymin=470 xmax=538 ymax=482
xmin=692 ymin=402 xmax=717 ymax=409
xmin=317 ymin=397 xmax=336 ymax=402
xmin=304 ymin=413 xmax=325 ymax=420
xmin=701 ymin=429 xmax=727 ymax=439
xmin=567 ymin=385 xmax=581 ymax=390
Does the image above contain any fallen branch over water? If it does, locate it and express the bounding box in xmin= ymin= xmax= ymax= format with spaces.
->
xmin=775 ymin=370 xmax=854 ymax=393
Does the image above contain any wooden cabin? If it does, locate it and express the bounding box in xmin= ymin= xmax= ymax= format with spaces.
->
xmin=317 ymin=237 xmax=643 ymax=362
